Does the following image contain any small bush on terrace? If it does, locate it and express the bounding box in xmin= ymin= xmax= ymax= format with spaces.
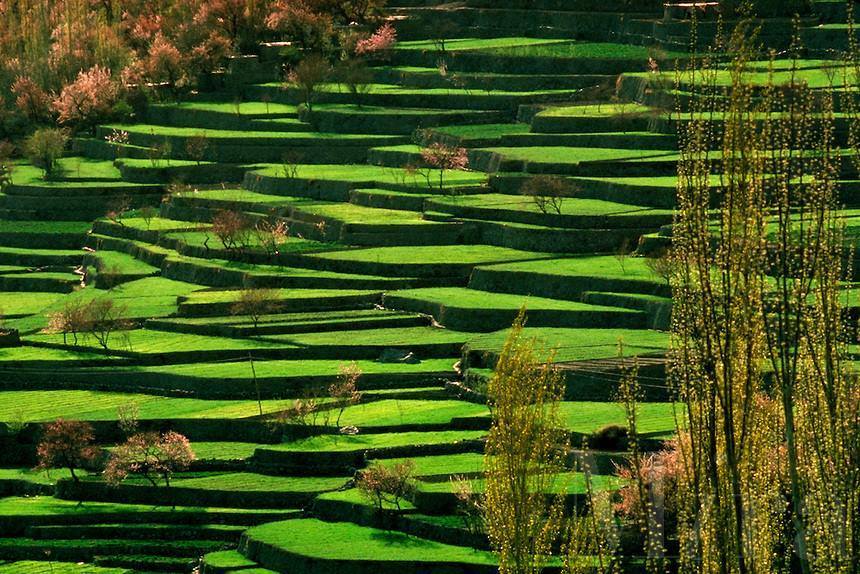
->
xmin=255 ymin=215 xmax=290 ymax=257
xmin=43 ymin=300 xmax=87 ymax=345
xmin=615 ymin=439 xmax=681 ymax=533
xmin=451 ymin=476 xmax=485 ymax=540
xmin=335 ymin=58 xmax=374 ymax=99
xmin=0 ymin=140 xmax=13 ymax=190
xmin=287 ymin=398 xmax=319 ymax=426
xmin=139 ymin=205 xmax=158 ymax=230
xmin=644 ymin=250 xmax=675 ymax=287
xmin=106 ymin=195 xmax=132 ymax=225
xmin=105 ymin=129 xmax=129 ymax=160
xmin=230 ymin=288 xmax=281 ymax=332
xmin=185 ymin=132 xmax=210 ymax=165
xmin=520 ymin=175 xmax=576 ymax=215
xmin=212 ymin=209 xmax=253 ymax=251
xmin=720 ymin=0 xmax=810 ymax=17
xmin=589 ymin=424 xmax=629 ymax=451
xmin=288 ymin=54 xmax=331 ymax=114
xmin=357 ymin=459 xmax=416 ymax=513
xmin=84 ymin=298 xmax=132 ymax=350
xmin=24 ymin=128 xmax=69 ymax=178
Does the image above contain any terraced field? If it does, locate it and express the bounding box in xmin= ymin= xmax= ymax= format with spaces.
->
xmin=1 ymin=0 xmax=855 ymax=573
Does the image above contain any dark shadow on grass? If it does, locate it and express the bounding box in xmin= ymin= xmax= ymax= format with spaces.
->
xmin=369 ymin=529 xmax=437 ymax=549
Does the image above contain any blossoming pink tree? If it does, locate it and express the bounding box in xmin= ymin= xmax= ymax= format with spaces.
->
xmin=36 ymin=419 xmax=100 ymax=483
xmin=11 ymin=77 xmax=53 ymax=123
xmin=420 ymin=143 xmax=469 ymax=193
xmin=53 ymin=66 xmax=119 ymax=131
xmin=140 ymin=34 xmax=187 ymax=96
xmin=355 ymin=22 xmax=397 ymax=57
xmin=104 ymin=431 xmax=195 ymax=490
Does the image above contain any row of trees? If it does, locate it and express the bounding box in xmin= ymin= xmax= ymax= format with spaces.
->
xmin=36 ymin=417 xmax=195 ymax=493
xmin=272 ymin=361 xmax=364 ymax=429
xmin=662 ymin=14 xmax=859 ymax=574
xmin=34 ymin=359 xmax=365 ymax=489
xmin=286 ymin=21 xmax=396 ymax=113
xmin=465 ymin=12 xmax=860 ymax=574
xmin=43 ymin=297 xmax=131 ymax=350
xmin=210 ymin=209 xmax=291 ymax=255
xmin=0 ymin=0 xmax=391 ymax=138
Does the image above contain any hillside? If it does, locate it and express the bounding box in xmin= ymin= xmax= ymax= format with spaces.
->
xmin=0 ymin=1 xmax=857 ymax=573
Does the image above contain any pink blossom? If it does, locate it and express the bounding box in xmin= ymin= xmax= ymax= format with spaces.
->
xmin=11 ymin=76 xmax=52 ymax=121
xmin=104 ymin=430 xmax=195 ymax=488
xmin=53 ymin=65 xmax=118 ymax=127
xmin=142 ymin=34 xmax=186 ymax=87
xmin=35 ymin=419 xmax=99 ymax=483
xmin=421 ymin=143 xmax=469 ymax=171
xmin=355 ymin=23 xmax=397 ymax=56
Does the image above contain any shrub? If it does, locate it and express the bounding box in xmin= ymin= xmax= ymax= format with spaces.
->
xmin=104 ymin=431 xmax=195 ymax=490
xmin=0 ymin=140 xmax=13 ymax=191
xmin=274 ymin=398 xmax=319 ymax=427
xmin=104 ymin=128 xmax=130 ymax=160
xmin=357 ymin=460 xmax=416 ymax=512
xmin=644 ymin=251 xmax=675 ymax=287
xmin=36 ymin=419 xmax=100 ymax=484
xmin=280 ymin=151 xmax=302 ymax=179
xmin=147 ymin=137 xmax=172 ymax=167
xmin=185 ymin=132 xmax=210 ymax=165
xmin=105 ymin=195 xmax=132 ymax=225
xmin=615 ymin=440 xmax=681 ymax=524
xmin=230 ymin=288 xmax=281 ymax=332
xmin=24 ymin=128 xmax=69 ymax=178
xmin=139 ymin=205 xmax=158 ymax=229
xmin=117 ymin=402 xmax=140 ymax=436
xmin=451 ymin=475 xmax=485 ymax=540
xmin=720 ymin=0 xmax=810 ymax=17
xmin=53 ymin=65 xmax=119 ymax=131
xmin=211 ymin=209 xmax=253 ymax=250
xmin=520 ymin=175 xmax=575 ymax=215
xmin=288 ymin=55 xmax=331 ymax=113
xmin=614 ymin=239 xmax=631 ymax=274
xmin=254 ymin=216 xmax=290 ymax=257
xmin=335 ymin=58 xmax=373 ymax=98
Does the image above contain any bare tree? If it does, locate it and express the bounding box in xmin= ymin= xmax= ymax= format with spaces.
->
xmin=668 ymin=16 xmax=859 ymax=574
xmin=84 ymin=298 xmax=132 ymax=351
xmin=230 ymin=288 xmax=280 ymax=333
